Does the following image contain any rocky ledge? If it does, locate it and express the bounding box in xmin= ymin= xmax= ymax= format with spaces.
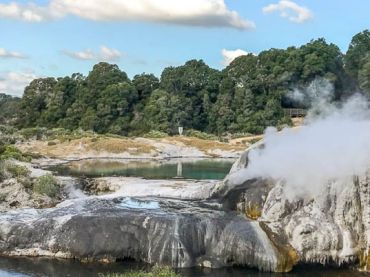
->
xmin=0 ymin=149 xmax=369 ymax=273
xmin=0 ymin=196 xmax=287 ymax=271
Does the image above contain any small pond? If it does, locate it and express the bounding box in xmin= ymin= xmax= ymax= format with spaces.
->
xmin=48 ymin=158 xmax=234 ymax=180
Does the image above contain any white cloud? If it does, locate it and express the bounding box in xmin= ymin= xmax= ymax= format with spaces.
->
xmin=63 ymin=46 xmax=122 ymax=62
xmin=0 ymin=71 xmax=37 ymax=97
xmin=0 ymin=0 xmax=254 ymax=30
xmin=0 ymin=48 xmax=27 ymax=59
xmin=221 ymin=49 xmax=251 ymax=66
xmin=262 ymin=0 xmax=312 ymax=23
xmin=0 ymin=2 xmax=61 ymax=22
xmin=100 ymin=46 xmax=122 ymax=62
xmin=63 ymin=49 xmax=95 ymax=61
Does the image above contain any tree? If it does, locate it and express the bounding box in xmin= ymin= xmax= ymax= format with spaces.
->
xmin=359 ymin=57 xmax=370 ymax=95
xmin=345 ymin=30 xmax=370 ymax=78
xmin=95 ymin=82 xmax=138 ymax=134
xmin=133 ymin=73 xmax=159 ymax=102
xmin=17 ymin=78 xmax=57 ymax=127
xmin=13 ymin=32 xmax=366 ymax=136
xmin=143 ymin=89 xmax=192 ymax=134
xmin=0 ymin=94 xmax=20 ymax=124
xmin=160 ymin=60 xmax=221 ymax=130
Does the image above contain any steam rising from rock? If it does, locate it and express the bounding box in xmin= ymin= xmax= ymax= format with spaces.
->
xmin=231 ymin=83 xmax=370 ymax=199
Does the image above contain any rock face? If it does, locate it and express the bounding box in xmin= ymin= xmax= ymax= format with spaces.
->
xmin=221 ymin=149 xmax=370 ymax=272
xmin=0 ymin=197 xmax=285 ymax=271
xmin=0 ymin=149 xmax=369 ymax=272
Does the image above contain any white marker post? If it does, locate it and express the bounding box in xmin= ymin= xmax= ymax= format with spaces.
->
xmin=178 ymin=126 xmax=183 ymax=136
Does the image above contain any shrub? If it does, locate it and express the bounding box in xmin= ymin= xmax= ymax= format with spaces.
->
xmin=24 ymin=152 xmax=44 ymax=160
xmin=0 ymin=145 xmax=31 ymax=162
xmin=33 ymin=174 xmax=59 ymax=198
xmin=0 ymin=125 xmax=17 ymax=135
xmin=6 ymin=164 xmax=30 ymax=179
xmin=100 ymin=266 xmax=181 ymax=277
xmin=20 ymin=127 xmax=47 ymax=140
xmin=143 ymin=130 xmax=168 ymax=139
xmin=184 ymin=129 xmax=218 ymax=140
xmin=0 ymin=162 xmax=6 ymax=182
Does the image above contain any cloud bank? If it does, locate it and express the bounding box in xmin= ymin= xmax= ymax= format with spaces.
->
xmin=0 ymin=0 xmax=254 ymax=30
xmin=263 ymin=0 xmax=313 ymax=23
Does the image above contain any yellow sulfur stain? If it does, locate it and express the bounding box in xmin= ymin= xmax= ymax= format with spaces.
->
xmin=245 ymin=204 xmax=262 ymax=220
xmin=359 ymin=249 xmax=370 ymax=271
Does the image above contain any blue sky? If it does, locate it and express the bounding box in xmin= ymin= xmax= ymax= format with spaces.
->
xmin=0 ymin=0 xmax=369 ymax=96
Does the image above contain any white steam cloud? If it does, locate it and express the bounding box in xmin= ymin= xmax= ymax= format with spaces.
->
xmin=230 ymin=81 xmax=370 ymax=199
xmin=287 ymin=78 xmax=334 ymax=107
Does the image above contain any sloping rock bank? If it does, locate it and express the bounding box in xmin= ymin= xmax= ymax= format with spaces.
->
xmin=216 ymin=149 xmax=370 ymax=272
xmin=0 ymin=196 xmax=289 ymax=271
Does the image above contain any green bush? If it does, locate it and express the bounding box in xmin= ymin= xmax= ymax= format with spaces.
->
xmin=100 ymin=266 xmax=181 ymax=277
xmin=19 ymin=127 xmax=47 ymax=140
xmin=6 ymin=164 xmax=30 ymax=179
xmin=33 ymin=174 xmax=59 ymax=198
xmin=0 ymin=145 xmax=31 ymax=162
xmin=47 ymin=141 xmax=57 ymax=146
xmin=0 ymin=125 xmax=17 ymax=135
xmin=185 ymin=129 xmax=218 ymax=140
xmin=143 ymin=130 xmax=168 ymax=139
xmin=24 ymin=152 xmax=44 ymax=160
xmin=0 ymin=162 xmax=6 ymax=182
xmin=0 ymin=161 xmax=31 ymax=185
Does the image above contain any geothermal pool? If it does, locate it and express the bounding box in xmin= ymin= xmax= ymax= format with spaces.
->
xmin=0 ymin=257 xmax=366 ymax=277
xmin=0 ymin=258 xmax=369 ymax=277
xmin=48 ymin=158 xmax=234 ymax=180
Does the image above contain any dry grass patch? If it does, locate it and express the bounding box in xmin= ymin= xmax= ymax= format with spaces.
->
xmin=87 ymin=137 xmax=154 ymax=154
xmin=165 ymin=136 xmax=245 ymax=155
xmin=18 ymin=137 xmax=155 ymax=158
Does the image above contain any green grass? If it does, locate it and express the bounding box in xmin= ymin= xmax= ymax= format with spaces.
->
xmin=100 ymin=266 xmax=182 ymax=277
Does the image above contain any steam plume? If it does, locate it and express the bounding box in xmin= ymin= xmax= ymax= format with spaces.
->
xmin=231 ymin=82 xmax=370 ymax=199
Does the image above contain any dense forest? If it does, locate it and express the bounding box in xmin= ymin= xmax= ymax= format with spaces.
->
xmin=1 ymin=30 xmax=370 ymax=136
